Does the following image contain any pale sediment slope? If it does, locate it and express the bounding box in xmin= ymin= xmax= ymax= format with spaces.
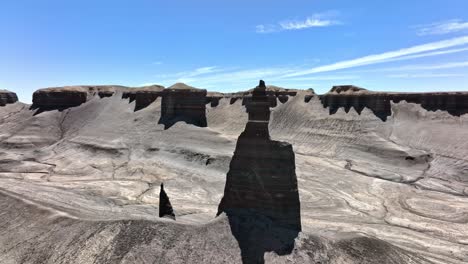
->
xmin=0 ymin=88 xmax=467 ymax=263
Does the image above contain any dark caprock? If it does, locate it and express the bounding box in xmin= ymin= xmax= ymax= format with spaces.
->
xmin=159 ymin=183 xmax=176 ymax=220
xmin=0 ymin=90 xmax=18 ymax=106
xmin=217 ymin=80 xmax=301 ymax=264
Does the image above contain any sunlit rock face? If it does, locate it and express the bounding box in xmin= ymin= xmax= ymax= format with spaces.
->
xmin=0 ymin=89 xmax=18 ymax=106
xmin=218 ymin=80 xmax=301 ymax=230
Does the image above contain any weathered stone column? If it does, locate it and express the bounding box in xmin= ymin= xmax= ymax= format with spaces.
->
xmin=217 ymin=80 xmax=301 ymax=263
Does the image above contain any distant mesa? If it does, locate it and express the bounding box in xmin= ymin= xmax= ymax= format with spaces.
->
xmin=122 ymin=85 xmax=165 ymax=111
xmin=329 ymin=85 xmax=367 ymax=94
xmin=206 ymin=92 xmax=224 ymax=107
xmin=158 ymin=83 xmax=208 ymax=129
xmin=0 ymin=89 xmax=18 ymax=106
xmin=318 ymin=85 xmax=468 ymax=121
xmin=17 ymin=81 xmax=468 ymax=121
xmin=30 ymin=85 xmax=165 ymax=114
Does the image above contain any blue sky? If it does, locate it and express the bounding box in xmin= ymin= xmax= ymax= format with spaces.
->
xmin=1 ymin=0 xmax=468 ymax=103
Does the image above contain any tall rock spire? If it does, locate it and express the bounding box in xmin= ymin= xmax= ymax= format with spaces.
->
xmin=217 ymin=80 xmax=301 ymax=263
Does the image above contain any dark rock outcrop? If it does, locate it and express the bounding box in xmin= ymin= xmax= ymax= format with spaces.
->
xmin=0 ymin=89 xmax=18 ymax=106
xmin=32 ymin=87 xmax=88 ymax=113
xmin=122 ymin=85 xmax=164 ymax=111
xmin=159 ymin=183 xmax=175 ymax=220
xmin=329 ymin=85 xmax=367 ymax=94
xmin=31 ymin=86 xmax=122 ymax=113
xmin=31 ymin=85 xmax=165 ymax=114
xmin=319 ymin=85 xmax=468 ymax=121
xmin=218 ymin=80 xmax=301 ymax=263
xmin=158 ymin=83 xmax=208 ymax=129
xmin=206 ymin=92 xmax=224 ymax=107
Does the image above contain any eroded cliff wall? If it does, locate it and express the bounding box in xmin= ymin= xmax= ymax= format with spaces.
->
xmin=319 ymin=85 xmax=468 ymax=121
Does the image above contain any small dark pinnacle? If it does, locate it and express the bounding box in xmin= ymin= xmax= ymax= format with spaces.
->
xmin=259 ymin=80 xmax=266 ymax=88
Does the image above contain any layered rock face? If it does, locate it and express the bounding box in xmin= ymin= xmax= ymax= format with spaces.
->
xmin=0 ymin=89 xmax=18 ymax=106
xmin=31 ymin=86 xmax=123 ymax=113
xmin=122 ymin=85 xmax=164 ymax=111
xmin=217 ymin=81 xmax=301 ymax=263
xmin=31 ymin=85 xmax=165 ymax=113
xmin=206 ymin=92 xmax=224 ymax=107
xmin=319 ymin=85 xmax=468 ymax=121
xmin=159 ymin=83 xmax=208 ymax=129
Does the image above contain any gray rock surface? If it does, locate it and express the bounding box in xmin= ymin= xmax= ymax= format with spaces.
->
xmin=0 ymin=84 xmax=467 ymax=263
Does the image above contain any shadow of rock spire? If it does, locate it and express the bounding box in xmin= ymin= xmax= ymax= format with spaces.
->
xmin=217 ymin=80 xmax=301 ymax=264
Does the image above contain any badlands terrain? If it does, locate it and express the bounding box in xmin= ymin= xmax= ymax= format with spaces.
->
xmin=0 ymin=83 xmax=467 ymax=264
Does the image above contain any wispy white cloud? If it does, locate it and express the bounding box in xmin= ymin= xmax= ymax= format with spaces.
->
xmin=279 ymin=17 xmax=339 ymax=30
xmin=144 ymin=37 xmax=468 ymax=89
xmin=152 ymin=61 xmax=163 ymax=65
xmin=166 ymin=67 xmax=297 ymax=86
xmin=381 ymin=61 xmax=468 ymax=71
xmin=387 ymin=73 xmax=466 ymax=78
xmin=343 ymin=60 xmax=468 ymax=74
xmin=256 ymin=12 xmax=340 ymax=34
xmin=285 ymin=75 xmax=360 ymax=81
xmin=255 ymin=24 xmax=277 ymax=34
xmin=154 ymin=66 xmax=225 ymax=79
xmin=184 ymin=66 xmax=222 ymax=77
xmin=282 ymin=36 xmax=468 ymax=77
xmin=415 ymin=19 xmax=468 ymax=36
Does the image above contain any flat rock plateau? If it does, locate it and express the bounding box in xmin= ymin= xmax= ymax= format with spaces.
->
xmin=0 ymin=83 xmax=467 ymax=264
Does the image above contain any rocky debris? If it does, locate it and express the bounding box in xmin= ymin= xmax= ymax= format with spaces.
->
xmin=217 ymin=80 xmax=301 ymax=263
xmin=159 ymin=83 xmax=208 ymax=129
xmin=159 ymin=183 xmax=176 ymax=220
xmin=0 ymin=89 xmax=18 ymax=106
xmin=319 ymin=86 xmax=468 ymax=121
